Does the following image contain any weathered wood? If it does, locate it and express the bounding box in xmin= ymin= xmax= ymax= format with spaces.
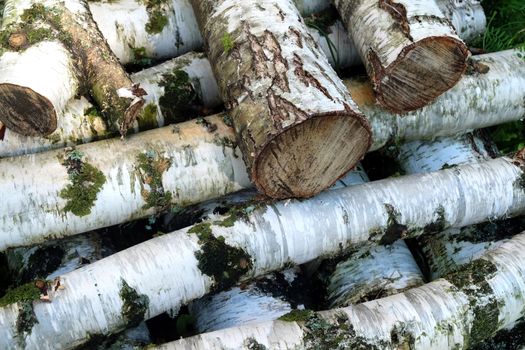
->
xmin=190 ymin=0 xmax=371 ymax=198
xmin=0 ymin=0 xmax=143 ymax=136
xmin=334 ymin=0 xmax=470 ymax=113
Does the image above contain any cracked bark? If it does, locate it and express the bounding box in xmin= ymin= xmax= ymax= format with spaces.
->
xmin=190 ymin=0 xmax=371 ymax=199
xmin=334 ymin=0 xmax=470 ymax=113
xmin=0 ymin=0 xmax=143 ymax=136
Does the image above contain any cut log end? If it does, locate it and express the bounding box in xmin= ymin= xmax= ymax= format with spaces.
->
xmin=373 ymin=36 xmax=469 ymax=114
xmin=254 ymin=114 xmax=371 ymax=199
xmin=0 ymin=83 xmax=57 ymax=136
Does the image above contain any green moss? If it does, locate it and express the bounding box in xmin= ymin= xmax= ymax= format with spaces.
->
xmin=0 ymin=282 xmax=41 ymax=307
xmin=189 ymin=222 xmax=253 ymax=291
xmin=445 ymin=259 xmax=499 ymax=346
xmin=142 ymin=0 xmax=169 ymax=34
xmin=137 ymin=103 xmax=159 ymax=130
xmin=221 ymin=33 xmax=234 ymax=54
xmin=196 ymin=117 xmax=218 ymax=133
xmin=423 ymin=206 xmax=446 ymax=235
xmin=215 ymin=204 xmax=258 ymax=227
xmin=278 ymin=309 xmax=315 ymax=322
xmin=16 ymin=301 xmax=38 ymax=341
xmin=119 ymin=279 xmax=149 ymax=327
xmin=370 ymin=204 xmax=408 ymax=246
xmin=158 ymin=69 xmax=200 ymax=123
xmin=245 ymin=337 xmax=267 ymax=350
xmin=145 ymin=10 xmax=168 ymax=34
xmin=59 ymin=150 xmax=106 ymax=217
xmin=302 ymin=312 xmax=380 ymax=350
xmin=84 ymin=106 xmax=103 ymax=118
xmin=136 ymin=150 xmax=173 ymax=210
xmin=130 ymin=46 xmax=153 ymax=67
xmin=19 ymin=245 xmax=65 ymax=283
xmin=0 ymin=4 xmax=73 ymax=54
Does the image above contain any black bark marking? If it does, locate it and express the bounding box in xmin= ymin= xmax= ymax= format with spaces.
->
xmin=293 ymin=54 xmax=333 ymax=100
xmin=379 ymin=0 xmax=413 ymax=41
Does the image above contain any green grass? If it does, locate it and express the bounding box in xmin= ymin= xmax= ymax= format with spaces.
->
xmin=476 ymin=0 xmax=525 ymax=153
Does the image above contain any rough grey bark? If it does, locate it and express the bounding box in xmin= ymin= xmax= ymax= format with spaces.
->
xmin=334 ymin=0 xmax=470 ymax=113
xmin=190 ymin=0 xmax=371 ymax=199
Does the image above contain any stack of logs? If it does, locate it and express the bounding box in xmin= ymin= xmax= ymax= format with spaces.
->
xmin=0 ymin=0 xmax=524 ymax=348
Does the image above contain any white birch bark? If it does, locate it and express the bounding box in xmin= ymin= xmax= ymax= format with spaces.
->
xmin=435 ymin=0 xmax=486 ymax=43
xmin=190 ymin=0 xmax=371 ymax=199
xmin=364 ymin=49 xmax=525 ymax=151
xmin=326 ymin=240 xmax=424 ymax=307
xmin=153 ymin=232 xmax=525 ymax=349
xmin=186 ymin=166 xmax=373 ymax=334
xmin=87 ymin=0 xmax=329 ymax=65
xmin=395 ymin=133 xmax=518 ymax=281
xmin=188 ymin=268 xmax=301 ymax=333
xmin=325 ymin=166 xmax=424 ymax=308
xmin=0 ymin=0 xmax=142 ymax=136
xmin=334 ymin=0 xmax=469 ymax=113
xmin=1 ymin=49 xmax=524 ymax=249
xmin=88 ymin=0 xmax=484 ymax=65
xmin=1 ymin=156 xmax=525 ymax=347
xmin=4 ymin=48 xmax=521 ymax=161
xmin=0 ymin=114 xmax=250 ymax=251
xmin=0 ymin=51 xmax=219 ymax=158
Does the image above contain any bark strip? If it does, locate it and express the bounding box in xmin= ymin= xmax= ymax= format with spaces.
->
xmin=190 ymin=0 xmax=371 ymax=198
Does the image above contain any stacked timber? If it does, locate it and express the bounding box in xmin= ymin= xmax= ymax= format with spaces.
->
xmin=1 ymin=0 xmax=525 ymax=349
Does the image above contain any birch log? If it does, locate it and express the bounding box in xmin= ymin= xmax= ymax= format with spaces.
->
xmin=88 ymin=0 xmax=485 ymax=65
xmin=394 ymin=133 xmax=525 ymax=281
xmin=2 ymin=156 xmax=525 ymax=347
xmin=187 ymin=166 xmax=371 ymax=334
xmin=0 ymin=115 xmax=250 ymax=251
xmin=1 ymin=50 xmax=524 ymax=249
xmin=155 ymin=232 xmax=525 ymax=349
xmin=0 ymin=51 xmax=219 ymax=158
xmin=334 ymin=0 xmax=470 ymax=113
xmin=0 ymin=0 xmax=142 ymax=136
xmin=322 ymin=166 xmax=424 ymax=308
xmin=3 ymin=48 xmax=522 ymax=162
xmin=87 ymin=0 xmax=328 ymax=65
xmin=190 ymin=0 xmax=371 ymax=199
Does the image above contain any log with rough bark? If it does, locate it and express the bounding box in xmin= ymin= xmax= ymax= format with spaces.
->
xmin=153 ymin=232 xmax=525 ymax=349
xmin=3 ymin=48 xmax=522 ymax=162
xmin=189 ymin=0 xmax=371 ymax=198
xmin=88 ymin=0 xmax=485 ymax=65
xmin=0 ymin=0 xmax=143 ymax=136
xmin=334 ymin=0 xmax=470 ymax=113
xmin=1 ymin=50 xmax=524 ymax=250
xmin=1 ymin=155 xmax=525 ymax=347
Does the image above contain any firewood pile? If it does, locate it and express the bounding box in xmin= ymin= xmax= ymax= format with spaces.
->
xmin=0 ymin=0 xmax=524 ymax=348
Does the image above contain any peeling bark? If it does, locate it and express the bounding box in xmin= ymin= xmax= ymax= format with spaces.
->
xmin=334 ymin=0 xmax=470 ymax=113
xmin=0 ymin=0 xmax=142 ymax=136
xmin=1 ymin=155 xmax=525 ymax=347
xmin=153 ymin=232 xmax=525 ymax=349
xmin=190 ymin=0 xmax=371 ymax=198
